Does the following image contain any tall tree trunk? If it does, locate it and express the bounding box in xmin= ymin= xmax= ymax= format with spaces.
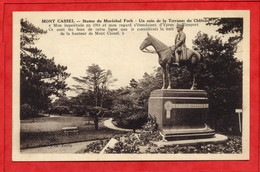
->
xmin=94 ymin=115 xmax=99 ymax=130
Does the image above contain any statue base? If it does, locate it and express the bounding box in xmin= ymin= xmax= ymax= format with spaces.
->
xmin=153 ymin=134 xmax=228 ymax=147
xmin=148 ymin=89 xmax=215 ymax=140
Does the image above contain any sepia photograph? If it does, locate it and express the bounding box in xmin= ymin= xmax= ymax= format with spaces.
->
xmin=12 ymin=10 xmax=249 ymax=161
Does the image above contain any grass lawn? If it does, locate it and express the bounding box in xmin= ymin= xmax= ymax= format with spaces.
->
xmin=20 ymin=114 xmax=127 ymax=149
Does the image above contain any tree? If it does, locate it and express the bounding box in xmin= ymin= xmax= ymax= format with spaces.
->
xmin=111 ymin=70 xmax=163 ymax=131
xmin=111 ymin=87 xmax=147 ymax=132
xmin=20 ymin=19 xmax=70 ymax=120
xmin=73 ymin=64 xmax=117 ymax=130
xmin=129 ymin=79 xmax=138 ymax=89
xmin=193 ymin=32 xmax=242 ymax=132
xmin=207 ymin=18 xmax=243 ymax=44
xmin=201 ymin=18 xmax=243 ymax=132
xmin=51 ymin=96 xmax=71 ymax=116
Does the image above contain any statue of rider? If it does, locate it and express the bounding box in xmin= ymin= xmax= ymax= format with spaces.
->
xmin=173 ymin=23 xmax=187 ymax=66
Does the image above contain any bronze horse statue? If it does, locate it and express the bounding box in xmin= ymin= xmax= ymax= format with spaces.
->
xmin=140 ymin=32 xmax=205 ymax=90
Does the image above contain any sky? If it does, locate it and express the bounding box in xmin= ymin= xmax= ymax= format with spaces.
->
xmin=16 ymin=11 xmax=245 ymax=97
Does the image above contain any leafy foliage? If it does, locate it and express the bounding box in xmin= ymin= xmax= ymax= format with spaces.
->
xmin=115 ymin=112 xmax=147 ymax=132
xmin=170 ymin=66 xmax=193 ymax=89
xmin=20 ymin=103 xmax=36 ymax=119
xmin=82 ymin=116 xmax=242 ymax=154
xmin=111 ymin=71 xmax=163 ymax=130
xmin=112 ymin=87 xmax=147 ymax=131
xmin=84 ymin=140 xmax=110 ymax=153
xmin=129 ymin=78 xmax=138 ymax=88
xmin=83 ymin=116 xmax=162 ymax=154
xmin=20 ymin=19 xmax=47 ymax=47
xmin=193 ymin=31 xmax=242 ymax=131
xmin=72 ymin=64 xmax=117 ymax=130
xmin=20 ymin=19 xmax=69 ymax=119
xmin=206 ymin=18 xmax=243 ymax=44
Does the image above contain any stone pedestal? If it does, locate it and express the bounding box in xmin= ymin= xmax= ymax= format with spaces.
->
xmin=148 ymin=89 xmax=215 ymax=140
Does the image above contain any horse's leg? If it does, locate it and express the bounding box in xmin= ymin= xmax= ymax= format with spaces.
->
xmin=161 ymin=67 xmax=166 ymax=89
xmin=190 ymin=75 xmax=196 ymax=90
xmin=190 ymin=67 xmax=198 ymax=90
xmin=166 ymin=63 xmax=171 ymax=89
xmin=190 ymin=54 xmax=198 ymax=90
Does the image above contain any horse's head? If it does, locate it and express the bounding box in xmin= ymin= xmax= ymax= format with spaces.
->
xmin=140 ymin=32 xmax=152 ymax=51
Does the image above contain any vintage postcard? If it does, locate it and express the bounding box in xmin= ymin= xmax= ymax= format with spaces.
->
xmin=13 ymin=10 xmax=249 ymax=161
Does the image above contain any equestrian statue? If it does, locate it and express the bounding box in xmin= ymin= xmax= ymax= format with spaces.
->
xmin=140 ymin=23 xmax=205 ymax=90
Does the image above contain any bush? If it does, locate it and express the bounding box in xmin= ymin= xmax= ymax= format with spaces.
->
xmin=51 ymin=106 xmax=70 ymax=115
xmin=115 ymin=111 xmax=148 ymax=131
xmin=69 ymin=105 xmax=87 ymax=116
xmin=216 ymin=113 xmax=241 ymax=135
xmin=20 ymin=103 xmax=36 ymax=119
